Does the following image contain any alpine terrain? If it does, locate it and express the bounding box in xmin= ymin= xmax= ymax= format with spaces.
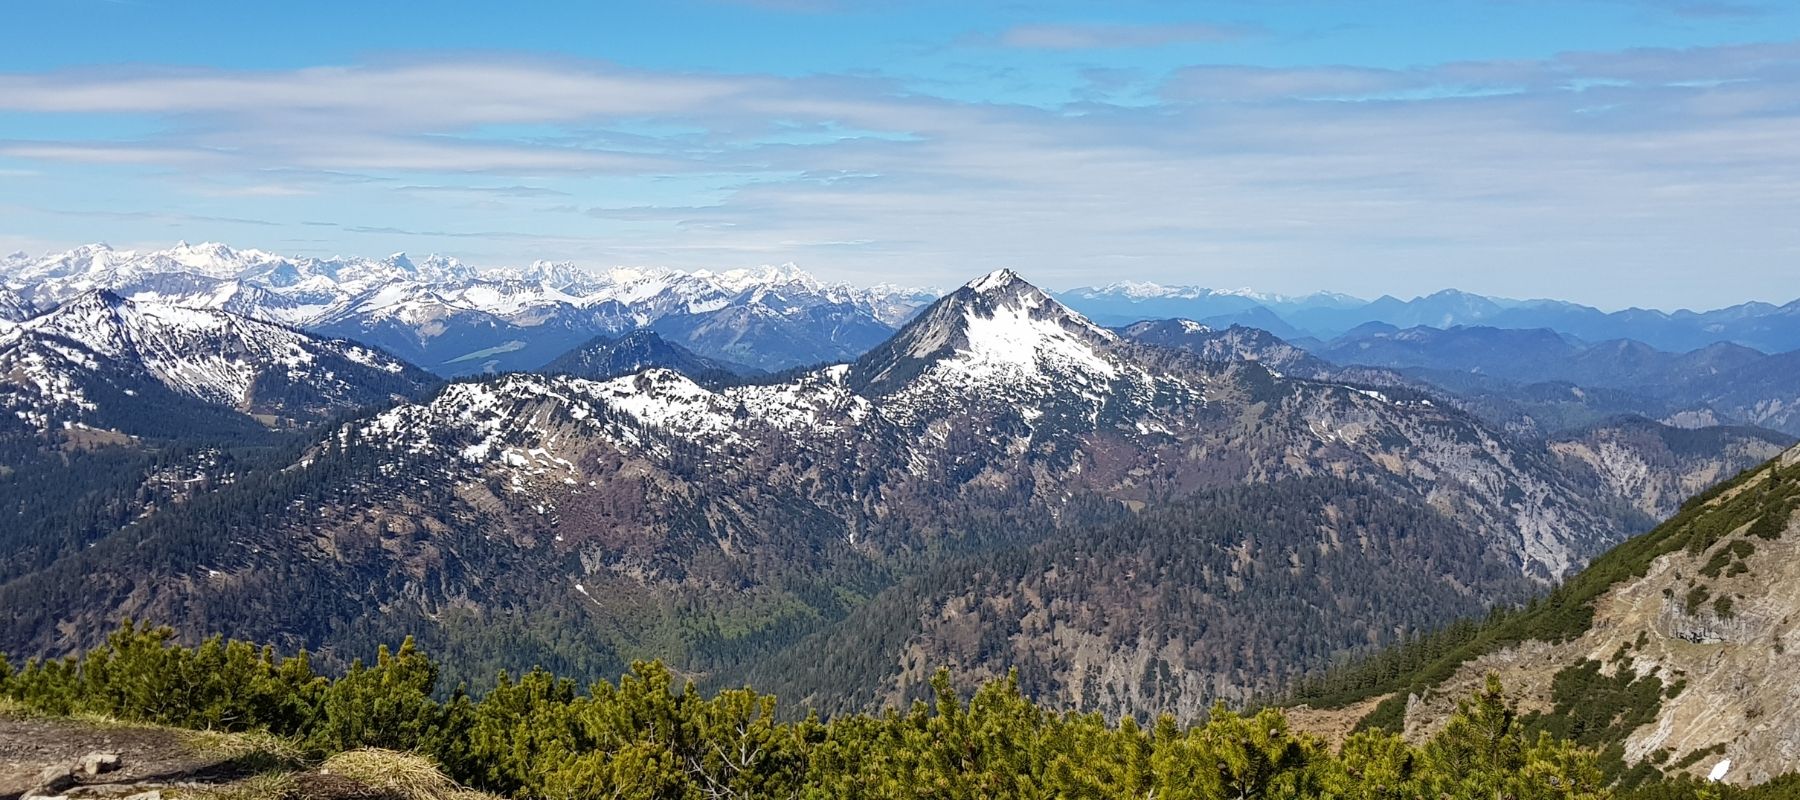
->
xmin=1289 ymin=443 xmax=1800 ymax=789
xmin=0 ymin=269 xmax=1784 ymax=726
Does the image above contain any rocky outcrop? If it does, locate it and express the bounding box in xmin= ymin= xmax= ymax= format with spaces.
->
xmin=1399 ymin=445 xmax=1800 ymax=787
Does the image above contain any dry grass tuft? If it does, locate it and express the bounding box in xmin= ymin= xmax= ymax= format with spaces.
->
xmin=182 ymin=727 xmax=309 ymax=771
xmin=181 ymin=771 xmax=300 ymax=800
xmin=0 ymin=696 xmax=33 ymax=718
xmin=320 ymin=748 xmax=496 ymax=800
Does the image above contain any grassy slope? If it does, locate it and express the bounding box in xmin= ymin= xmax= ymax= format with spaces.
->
xmin=1288 ymin=448 xmax=1800 ymax=732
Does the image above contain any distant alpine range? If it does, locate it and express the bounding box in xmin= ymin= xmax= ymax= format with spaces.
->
xmin=2 ymin=242 xmax=935 ymax=376
xmin=9 ymin=242 xmax=1800 ymax=375
xmin=6 ymin=241 xmax=1799 ymax=437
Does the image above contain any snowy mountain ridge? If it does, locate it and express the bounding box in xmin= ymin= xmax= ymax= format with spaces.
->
xmin=1 ymin=242 xmax=938 ymax=374
xmin=3 ymin=242 xmax=931 ymax=327
xmin=312 ymin=269 xmax=1693 ymax=580
xmin=0 ymin=289 xmax=434 ymax=431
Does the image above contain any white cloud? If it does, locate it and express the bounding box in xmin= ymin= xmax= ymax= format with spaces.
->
xmin=2 ymin=42 xmax=1800 ymax=306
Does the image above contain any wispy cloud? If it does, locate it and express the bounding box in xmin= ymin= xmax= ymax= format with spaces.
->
xmin=1160 ymin=65 xmax=1419 ymax=101
xmin=983 ymin=22 xmax=1254 ymax=50
xmin=3 ymin=40 xmax=1800 ymax=304
xmin=3 ymin=204 xmax=283 ymax=227
xmin=395 ymin=185 xmax=571 ymax=198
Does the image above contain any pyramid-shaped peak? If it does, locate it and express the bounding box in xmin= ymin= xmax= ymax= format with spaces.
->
xmin=848 ymin=268 xmax=1115 ymax=395
xmin=944 ymin=269 xmax=1103 ymax=334
xmin=966 ymin=268 xmax=1026 ymax=294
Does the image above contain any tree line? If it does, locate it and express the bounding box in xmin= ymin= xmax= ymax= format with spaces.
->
xmin=1 ymin=621 xmax=1786 ymax=800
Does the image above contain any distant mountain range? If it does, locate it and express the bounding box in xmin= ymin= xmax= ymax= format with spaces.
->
xmin=1 ymin=242 xmax=935 ymax=376
xmin=1303 ymin=324 xmax=1800 ymax=436
xmin=1059 ymin=283 xmax=1800 ymax=353
xmin=10 ymin=241 xmax=1800 ymax=384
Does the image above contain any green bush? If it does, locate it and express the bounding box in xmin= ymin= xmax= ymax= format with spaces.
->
xmin=0 ymin=627 xmax=1784 ymax=799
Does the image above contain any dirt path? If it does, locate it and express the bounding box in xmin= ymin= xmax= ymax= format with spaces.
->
xmin=0 ymin=714 xmax=250 ymax=799
xmin=0 ymin=711 xmax=490 ymax=800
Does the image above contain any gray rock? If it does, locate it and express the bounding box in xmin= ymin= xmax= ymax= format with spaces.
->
xmin=35 ymin=762 xmax=77 ymax=792
xmin=77 ymin=752 xmax=122 ymax=777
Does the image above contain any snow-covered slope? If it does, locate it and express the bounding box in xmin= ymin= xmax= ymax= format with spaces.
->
xmin=2 ymin=243 xmax=937 ymax=375
xmin=0 ymin=290 xmax=435 ymax=432
xmin=850 ymin=269 xmax=1178 ymax=428
xmin=855 ymin=270 xmax=1114 ymax=390
xmin=0 ymin=287 xmax=34 ymax=323
xmin=312 ymin=270 xmax=1680 ymax=580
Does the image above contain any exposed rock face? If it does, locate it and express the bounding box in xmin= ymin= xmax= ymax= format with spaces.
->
xmin=1400 ymin=444 xmax=1800 ymax=787
xmin=1548 ymin=419 xmax=1793 ymax=521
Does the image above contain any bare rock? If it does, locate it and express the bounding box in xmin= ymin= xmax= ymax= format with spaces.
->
xmin=35 ymin=762 xmax=78 ymax=792
xmin=77 ymin=752 xmax=121 ymax=777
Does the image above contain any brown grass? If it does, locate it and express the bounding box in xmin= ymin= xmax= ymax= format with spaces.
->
xmin=320 ymin=749 xmax=497 ymax=800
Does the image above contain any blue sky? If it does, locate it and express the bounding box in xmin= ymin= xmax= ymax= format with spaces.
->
xmin=3 ymin=0 xmax=1800 ymax=308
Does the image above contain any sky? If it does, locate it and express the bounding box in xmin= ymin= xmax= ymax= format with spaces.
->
xmin=3 ymin=0 xmax=1800 ymax=309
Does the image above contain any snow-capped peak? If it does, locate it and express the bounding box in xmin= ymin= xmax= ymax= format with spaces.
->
xmin=849 ymin=269 xmax=1120 ymax=397
xmin=967 ymin=268 xmax=1024 ymax=294
xmin=713 ymin=263 xmax=819 ymax=294
xmin=162 ymin=241 xmax=282 ymax=275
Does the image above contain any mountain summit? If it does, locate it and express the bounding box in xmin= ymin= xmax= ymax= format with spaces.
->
xmin=848 ymin=268 xmax=1119 ymax=398
xmin=542 ymin=329 xmax=751 ymax=386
